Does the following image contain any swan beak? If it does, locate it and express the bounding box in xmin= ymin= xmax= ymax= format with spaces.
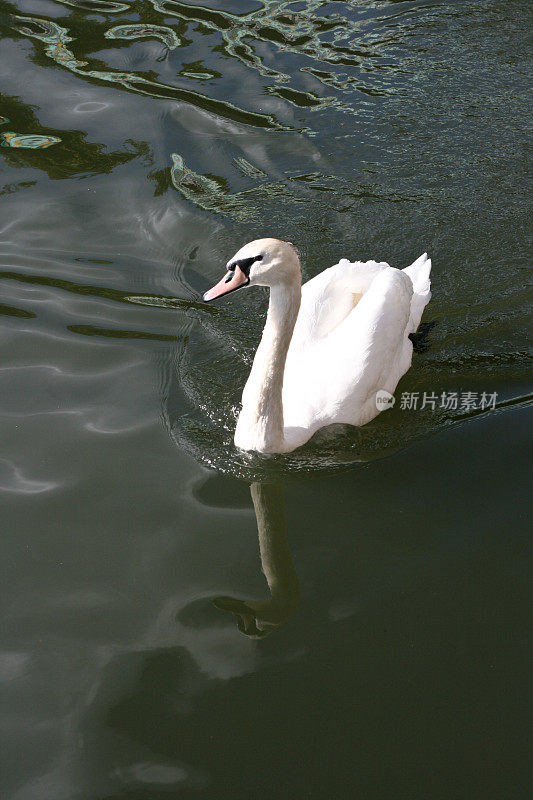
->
xmin=203 ymin=265 xmax=249 ymax=302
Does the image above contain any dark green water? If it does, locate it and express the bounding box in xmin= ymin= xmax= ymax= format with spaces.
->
xmin=1 ymin=1 xmax=531 ymax=798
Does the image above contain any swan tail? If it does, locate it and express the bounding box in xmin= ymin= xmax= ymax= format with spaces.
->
xmin=403 ymin=253 xmax=432 ymax=333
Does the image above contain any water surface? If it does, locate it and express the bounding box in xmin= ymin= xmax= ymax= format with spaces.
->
xmin=0 ymin=1 xmax=531 ymax=798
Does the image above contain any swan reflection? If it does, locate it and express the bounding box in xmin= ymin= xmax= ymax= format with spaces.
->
xmin=214 ymin=482 xmax=300 ymax=638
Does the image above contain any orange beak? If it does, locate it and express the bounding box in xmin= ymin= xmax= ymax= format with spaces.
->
xmin=203 ymin=265 xmax=249 ymax=302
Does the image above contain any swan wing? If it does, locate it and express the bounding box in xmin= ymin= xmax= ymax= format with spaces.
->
xmin=402 ymin=252 xmax=432 ymax=333
xmin=283 ymin=254 xmax=431 ymax=448
xmin=291 ymin=257 xmax=390 ymax=345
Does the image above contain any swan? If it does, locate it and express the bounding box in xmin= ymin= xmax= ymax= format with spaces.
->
xmin=203 ymin=238 xmax=431 ymax=454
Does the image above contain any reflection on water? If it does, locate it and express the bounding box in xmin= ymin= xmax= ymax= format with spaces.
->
xmin=149 ymin=0 xmax=399 ymax=103
xmin=0 ymin=94 xmax=139 ymax=178
xmin=5 ymin=0 xmax=435 ymax=141
xmin=53 ymin=0 xmax=131 ymax=11
xmin=215 ymin=482 xmax=300 ymax=637
xmin=170 ymin=151 xmax=310 ymax=221
xmin=0 ymin=102 xmax=60 ymax=150
xmin=8 ymin=12 xmax=286 ymax=130
xmin=0 ymin=131 xmax=61 ymax=148
xmin=105 ymin=23 xmax=183 ymax=54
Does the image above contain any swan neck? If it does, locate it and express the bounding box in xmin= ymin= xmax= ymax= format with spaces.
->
xmin=236 ymin=278 xmax=300 ymax=453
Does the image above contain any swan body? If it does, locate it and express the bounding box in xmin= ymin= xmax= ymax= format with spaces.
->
xmin=203 ymin=239 xmax=431 ymax=454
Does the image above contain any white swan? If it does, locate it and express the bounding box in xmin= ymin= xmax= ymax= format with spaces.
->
xmin=203 ymin=238 xmax=431 ymax=454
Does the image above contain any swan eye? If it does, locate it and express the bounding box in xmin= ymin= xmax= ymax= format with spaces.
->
xmin=230 ymin=254 xmax=263 ymax=277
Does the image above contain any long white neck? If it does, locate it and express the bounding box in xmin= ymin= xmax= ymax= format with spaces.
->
xmin=235 ymin=279 xmax=301 ymax=453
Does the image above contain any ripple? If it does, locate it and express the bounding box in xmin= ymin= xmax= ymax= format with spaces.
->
xmin=148 ymin=0 xmax=410 ymax=116
xmin=0 ymin=266 xmax=216 ymax=317
xmin=72 ymin=101 xmax=109 ymax=113
xmin=67 ymin=323 xmax=177 ymax=341
xmin=0 ymin=303 xmax=36 ymax=319
xmin=9 ymin=13 xmax=287 ymax=130
xmin=168 ymin=152 xmax=332 ymax=220
xmin=0 ymin=458 xmax=61 ymax=494
xmin=0 ymin=94 xmax=138 ymax=181
xmin=7 ymin=0 xmax=418 ymax=134
xmin=0 ymin=132 xmax=61 ymax=149
xmin=171 ymin=392 xmax=524 ymax=482
xmin=150 ymin=0 xmax=235 ymax=30
xmin=105 ymin=24 xmax=182 ymax=52
xmin=124 ymin=293 xmax=219 ymax=315
xmin=53 ymin=0 xmax=131 ymax=11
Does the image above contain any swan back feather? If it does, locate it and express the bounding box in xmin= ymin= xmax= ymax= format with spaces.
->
xmin=281 ymin=253 xmax=432 ymax=450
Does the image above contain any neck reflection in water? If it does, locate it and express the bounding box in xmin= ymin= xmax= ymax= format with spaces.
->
xmin=214 ymin=482 xmax=300 ymax=639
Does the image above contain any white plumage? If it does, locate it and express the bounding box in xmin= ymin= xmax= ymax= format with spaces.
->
xmin=203 ymin=239 xmax=431 ymax=454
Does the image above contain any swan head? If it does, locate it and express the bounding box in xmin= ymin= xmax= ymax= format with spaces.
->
xmin=203 ymin=238 xmax=300 ymax=302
